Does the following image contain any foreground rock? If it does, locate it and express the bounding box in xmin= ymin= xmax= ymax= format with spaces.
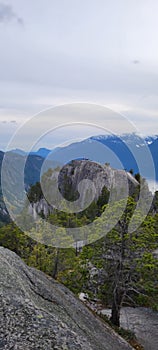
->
xmin=0 ymin=247 xmax=133 ymax=350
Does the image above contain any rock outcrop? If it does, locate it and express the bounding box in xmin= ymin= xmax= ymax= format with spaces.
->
xmin=29 ymin=160 xmax=140 ymax=218
xmin=58 ymin=160 xmax=139 ymax=200
xmin=0 ymin=247 xmax=133 ymax=350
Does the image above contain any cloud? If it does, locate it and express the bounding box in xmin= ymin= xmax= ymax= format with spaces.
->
xmin=132 ymin=60 xmax=140 ymax=64
xmin=0 ymin=120 xmax=17 ymax=124
xmin=0 ymin=3 xmax=23 ymax=25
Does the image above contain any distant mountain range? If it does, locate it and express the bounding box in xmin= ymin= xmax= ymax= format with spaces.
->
xmin=0 ymin=133 xmax=158 ymax=224
xmin=0 ymin=133 xmax=158 ymax=198
xmin=11 ymin=133 xmax=158 ymax=182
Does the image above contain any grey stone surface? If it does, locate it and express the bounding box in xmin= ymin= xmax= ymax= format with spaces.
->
xmin=29 ymin=161 xmax=140 ymax=218
xmin=58 ymin=160 xmax=139 ymax=200
xmin=101 ymin=307 xmax=158 ymax=350
xmin=0 ymin=247 xmax=133 ymax=350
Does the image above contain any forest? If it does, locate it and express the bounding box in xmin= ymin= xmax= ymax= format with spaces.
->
xmin=0 ymin=168 xmax=158 ymax=334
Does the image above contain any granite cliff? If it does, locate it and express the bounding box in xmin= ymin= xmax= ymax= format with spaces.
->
xmin=0 ymin=247 xmax=134 ymax=350
xmin=29 ymin=160 xmax=140 ymax=218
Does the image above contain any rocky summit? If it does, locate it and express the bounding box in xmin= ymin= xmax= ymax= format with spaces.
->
xmin=0 ymin=247 xmax=133 ymax=350
xmin=58 ymin=160 xmax=139 ymax=200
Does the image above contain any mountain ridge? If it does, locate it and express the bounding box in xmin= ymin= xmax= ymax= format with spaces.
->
xmin=8 ymin=133 xmax=158 ymax=181
xmin=6 ymin=133 xmax=158 ymax=181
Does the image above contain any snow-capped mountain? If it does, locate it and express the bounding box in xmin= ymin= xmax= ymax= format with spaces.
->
xmin=7 ymin=133 xmax=158 ymax=181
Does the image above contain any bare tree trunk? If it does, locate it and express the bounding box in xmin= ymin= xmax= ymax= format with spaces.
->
xmin=52 ymin=248 xmax=59 ymax=279
xmin=110 ymin=220 xmax=127 ymax=327
xmin=110 ymin=287 xmax=124 ymax=327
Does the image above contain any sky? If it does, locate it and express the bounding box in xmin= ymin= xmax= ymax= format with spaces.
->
xmin=0 ymin=0 xmax=158 ymax=150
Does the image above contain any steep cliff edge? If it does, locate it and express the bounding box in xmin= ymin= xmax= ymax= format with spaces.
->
xmin=0 ymin=247 xmax=133 ymax=350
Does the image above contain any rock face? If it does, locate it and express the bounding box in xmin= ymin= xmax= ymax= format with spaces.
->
xmin=58 ymin=160 xmax=139 ymax=200
xmin=0 ymin=247 xmax=133 ymax=350
xmin=28 ymin=197 xmax=52 ymax=220
xmin=101 ymin=307 xmax=158 ymax=350
xmin=28 ymin=160 xmax=140 ymax=218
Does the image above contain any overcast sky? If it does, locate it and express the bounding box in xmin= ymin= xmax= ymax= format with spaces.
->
xmin=0 ymin=0 xmax=158 ymax=150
